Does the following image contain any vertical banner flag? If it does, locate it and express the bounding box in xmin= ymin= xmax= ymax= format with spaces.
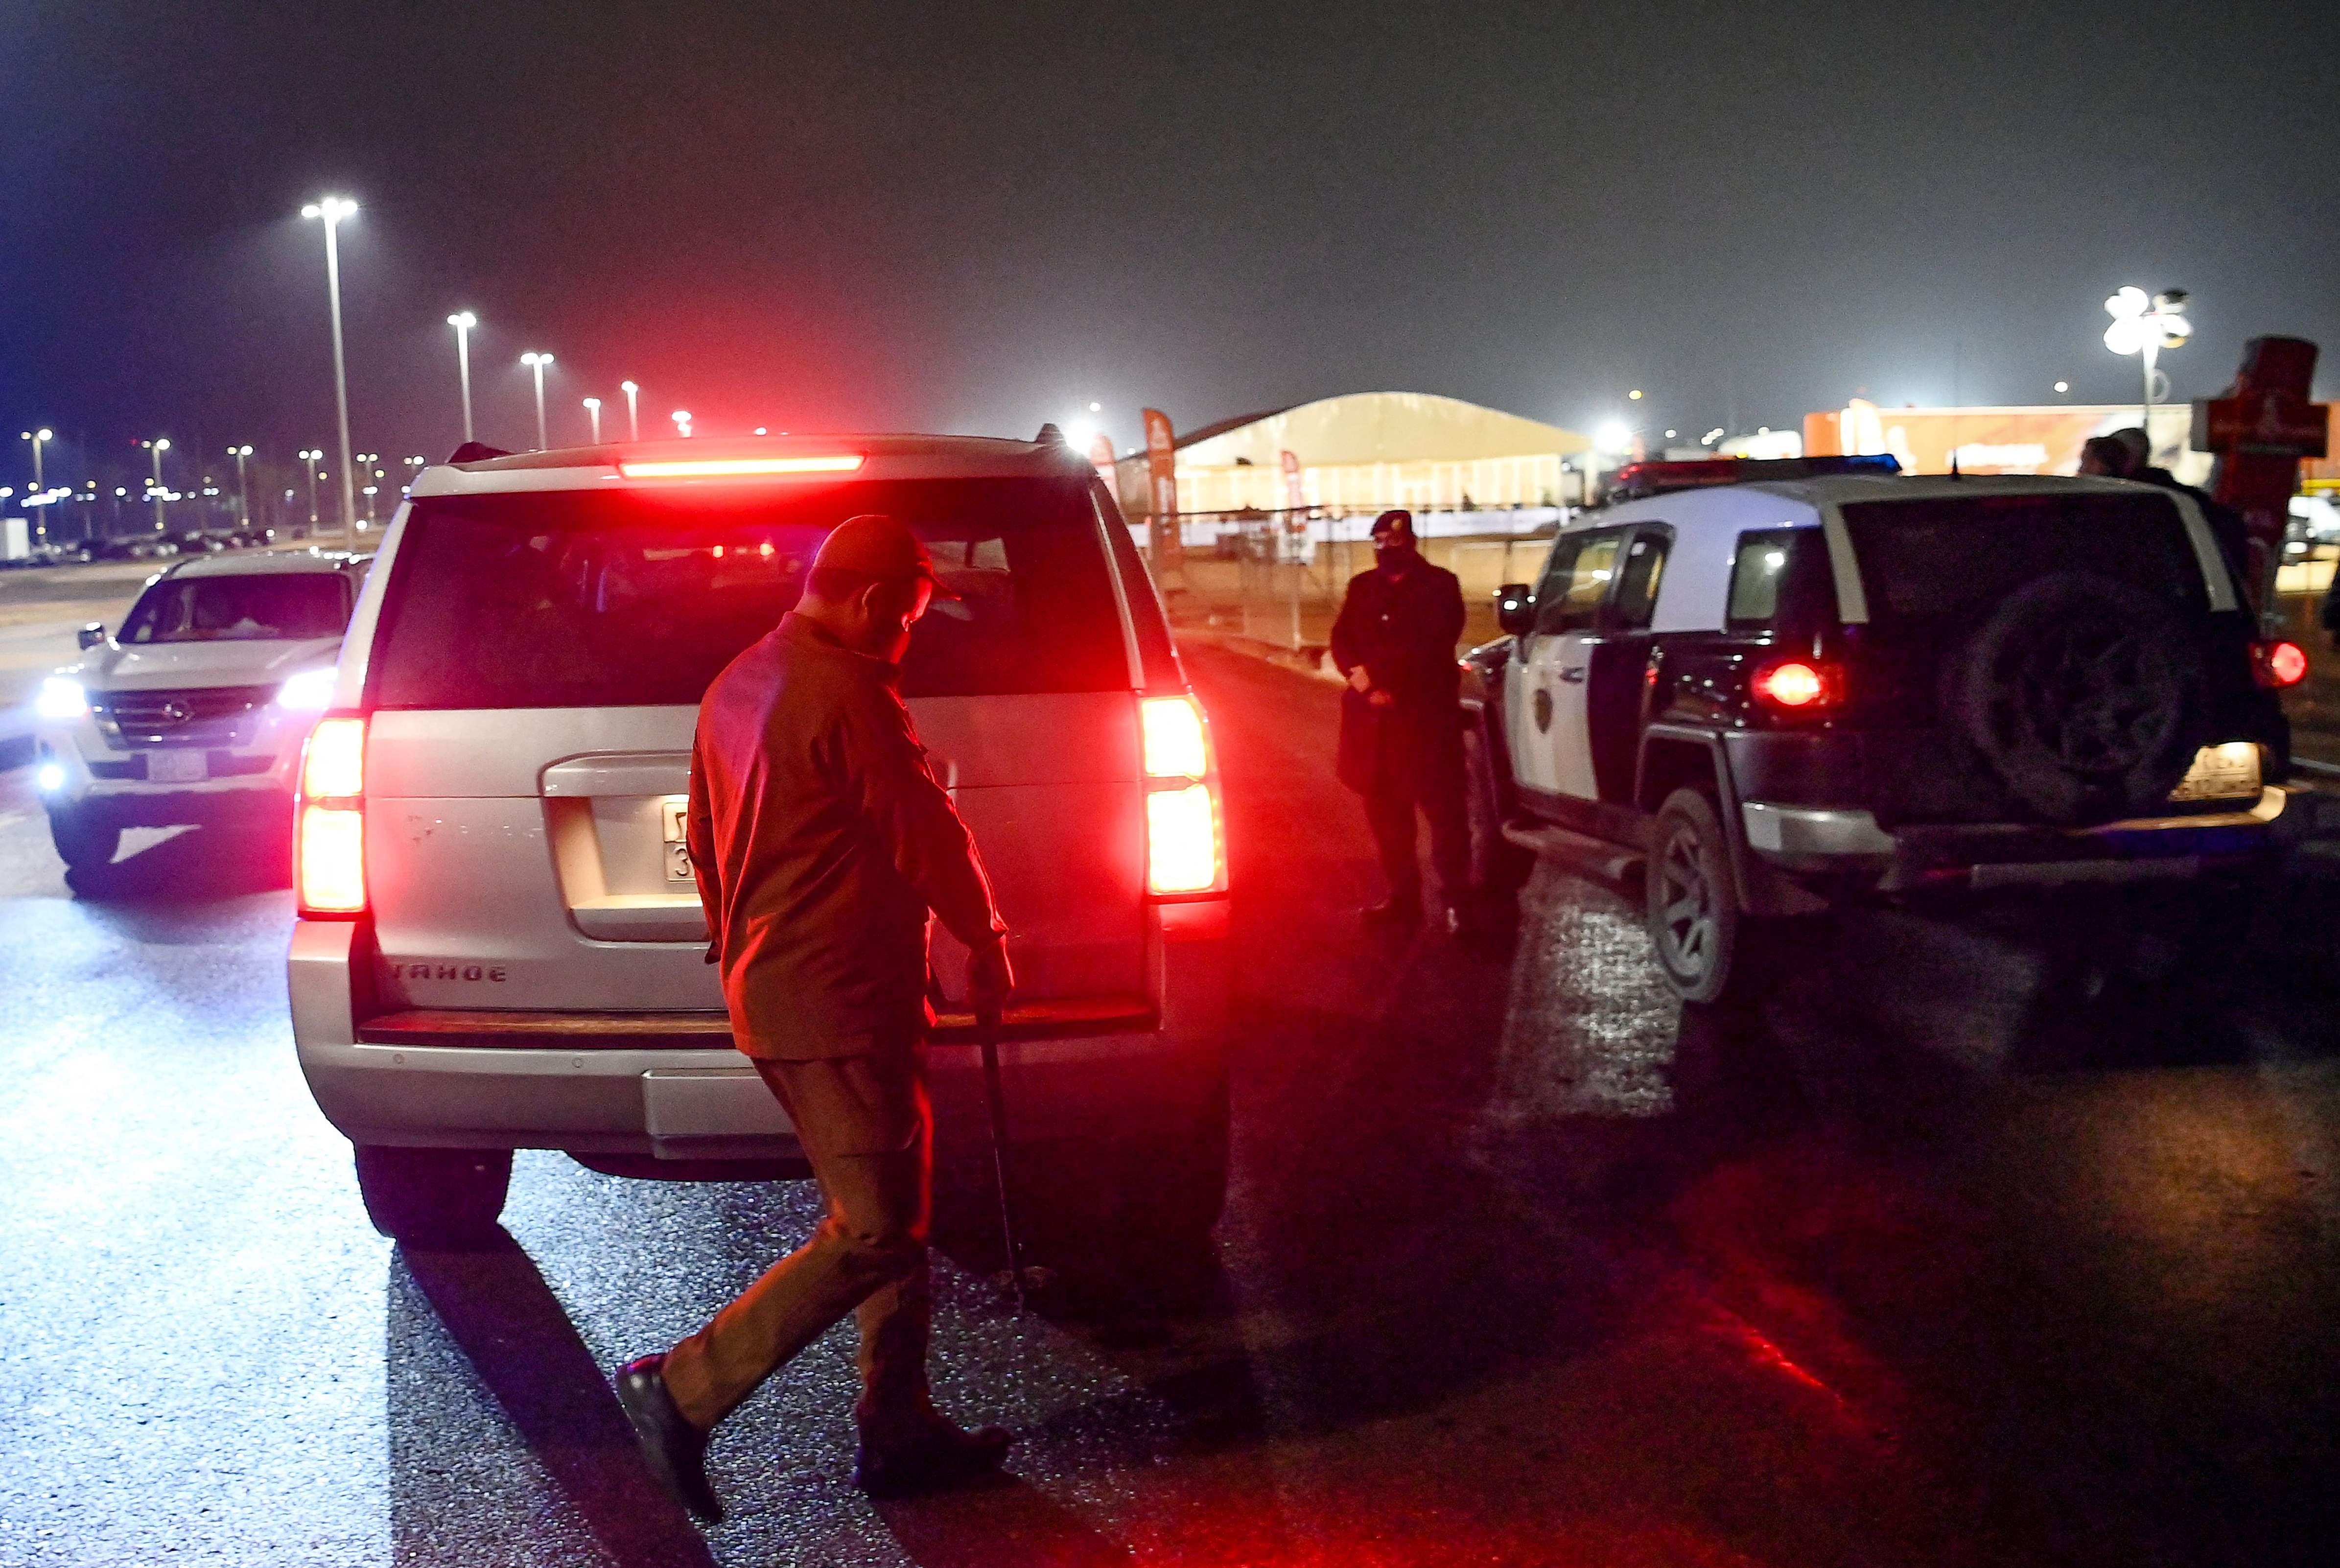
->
xmin=1088 ymin=431 xmax=1118 ymax=494
xmin=1142 ymin=408 xmax=1180 ymax=569
xmin=1280 ymin=449 xmax=1304 ymax=511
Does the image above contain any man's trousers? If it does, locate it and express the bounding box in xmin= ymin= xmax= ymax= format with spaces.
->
xmin=1362 ymin=754 xmax=1470 ymax=909
xmin=659 ymin=1049 xmax=938 ymax=1443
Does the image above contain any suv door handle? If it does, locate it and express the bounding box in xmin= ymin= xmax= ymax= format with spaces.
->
xmin=1558 ymin=666 xmax=1587 ymax=683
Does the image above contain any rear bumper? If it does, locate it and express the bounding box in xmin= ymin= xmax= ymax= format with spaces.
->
xmin=289 ymin=902 xmax=1231 ymax=1161
xmin=1742 ymin=787 xmax=2294 ymax=891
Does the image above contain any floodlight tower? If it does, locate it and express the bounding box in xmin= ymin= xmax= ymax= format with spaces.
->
xmin=300 ymin=195 xmax=360 ymax=536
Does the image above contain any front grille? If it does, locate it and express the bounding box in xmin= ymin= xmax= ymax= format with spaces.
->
xmin=92 ymin=684 xmax=276 ymax=749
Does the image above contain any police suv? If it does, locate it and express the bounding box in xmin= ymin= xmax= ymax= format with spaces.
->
xmin=1463 ymin=457 xmax=2305 ymax=1004
xmin=286 ymin=434 xmax=1230 ymax=1253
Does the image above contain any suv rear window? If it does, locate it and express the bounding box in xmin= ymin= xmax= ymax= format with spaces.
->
xmin=121 ymin=572 xmax=351 ymax=643
xmin=1727 ymin=527 xmax=1837 ymax=633
xmin=369 ymin=477 xmax=1130 ymax=708
xmin=1840 ymin=491 xmax=2207 ymax=624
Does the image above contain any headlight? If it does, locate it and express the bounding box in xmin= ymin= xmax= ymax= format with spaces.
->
xmin=275 ymin=667 xmax=339 ymax=712
xmin=35 ymin=677 xmax=88 ymax=722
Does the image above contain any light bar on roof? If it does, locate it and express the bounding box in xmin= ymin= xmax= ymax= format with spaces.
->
xmin=617 ymin=454 xmax=866 ymax=479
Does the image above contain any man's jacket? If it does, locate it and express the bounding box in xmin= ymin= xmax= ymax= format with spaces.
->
xmin=688 ymin=612 xmax=1006 ymax=1060
xmin=1329 ymin=561 xmax=1467 ymax=795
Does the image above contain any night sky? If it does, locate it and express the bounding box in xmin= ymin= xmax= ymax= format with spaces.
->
xmin=4 ymin=0 xmax=2336 ymax=492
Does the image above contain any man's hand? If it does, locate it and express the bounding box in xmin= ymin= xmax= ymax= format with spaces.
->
xmin=1368 ymin=688 xmax=1395 ymax=707
xmin=1347 ymin=666 xmax=1373 ymax=695
xmin=968 ymin=940 xmax=1015 ymax=1029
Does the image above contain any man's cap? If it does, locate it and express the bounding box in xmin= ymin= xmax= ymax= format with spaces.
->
xmin=1371 ymin=509 xmax=1414 ymax=538
xmin=813 ymin=514 xmax=955 ymax=596
xmin=2110 ymin=427 xmax=2151 ymax=466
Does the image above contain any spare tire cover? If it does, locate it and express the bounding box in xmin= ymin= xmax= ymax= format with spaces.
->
xmin=1944 ymin=570 xmax=2205 ymax=824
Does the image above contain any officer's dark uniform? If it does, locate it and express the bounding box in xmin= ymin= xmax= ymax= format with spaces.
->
xmin=1330 ymin=546 xmax=1471 ymax=916
xmin=661 ymin=608 xmax=1006 ymax=1446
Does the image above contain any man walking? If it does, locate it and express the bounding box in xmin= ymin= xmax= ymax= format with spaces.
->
xmin=1330 ymin=509 xmax=1472 ymax=934
xmin=613 ymin=515 xmax=1017 ymax=1521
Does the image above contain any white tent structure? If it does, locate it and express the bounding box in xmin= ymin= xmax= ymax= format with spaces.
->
xmin=1114 ymin=391 xmax=1591 ymax=518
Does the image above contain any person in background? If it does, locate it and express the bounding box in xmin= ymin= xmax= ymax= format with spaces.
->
xmin=2079 ymin=435 xmax=2130 ymax=476
xmin=1330 ymin=509 xmax=1472 ymax=935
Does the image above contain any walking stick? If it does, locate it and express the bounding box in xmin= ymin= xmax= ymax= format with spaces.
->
xmin=977 ymin=1010 xmax=1050 ymax=1312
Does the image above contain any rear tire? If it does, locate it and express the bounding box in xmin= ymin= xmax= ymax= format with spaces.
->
xmin=352 ymin=1145 xmax=512 ymax=1246
xmin=1114 ymin=1072 xmax=1231 ymax=1260
xmin=1463 ymin=719 xmax=1532 ymax=897
xmin=1646 ymin=788 xmax=1759 ymax=1006
xmin=47 ymin=806 xmax=120 ymax=871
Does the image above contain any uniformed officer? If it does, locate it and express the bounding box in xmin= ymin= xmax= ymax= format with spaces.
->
xmin=613 ymin=514 xmax=1017 ymax=1521
xmin=1329 ymin=509 xmax=1472 ymax=934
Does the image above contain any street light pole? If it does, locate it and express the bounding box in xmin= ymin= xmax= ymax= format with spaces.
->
xmin=300 ymin=449 xmax=322 ymax=530
xmin=229 ymin=445 xmax=252 ymax=527
xmin=301 ymin=196 xmax=360 ymax=538
xmin=2104 ymin=285 xmax=2192 ymax=441
xmin=20 ymin=428 xmax=50 ymax=492
xmin=446 ymin=311 xmax=478 ymax=444
xmin=583 ymin=397 xmax=602 ymax=444
xmin=521 ymin=352 xmax=554 ymax=449
xmin=146 ymin=439 xmax=170 ymax=534
xmin=620 ymin=380 xmax=639 ymax=442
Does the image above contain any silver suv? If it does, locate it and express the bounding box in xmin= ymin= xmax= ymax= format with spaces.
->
xmin=36 ymin=550 xmax=370 ymax=868
xmin=286 ymin=436 xmax=1232 ymax=1251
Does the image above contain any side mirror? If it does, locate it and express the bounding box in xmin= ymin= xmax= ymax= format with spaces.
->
xmin=1496 ymin=584 xmax=1534 ymax=636
xmin=77 ymin=623 xmax=106 ymax=650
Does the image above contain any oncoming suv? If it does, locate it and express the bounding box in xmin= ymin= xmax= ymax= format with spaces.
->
xmin=287 ymin=436 xmax=1231 ymax=1250
xmin=1466 ymin=457 xmax=2304 ymax=1003
xmin=35 ymin=550 xmax=370 ymax=869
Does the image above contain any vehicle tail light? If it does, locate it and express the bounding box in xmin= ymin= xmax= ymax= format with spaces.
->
xmin=2253 ymin=639 xmax=2309 ymax=689
xmin=1140 ymin=694 xmax=1225 ymax=897
xmin=296 ymin=715 xmax=368 ymax=916
xmin=1750 ymin=657 xmax=1845 ymax=711
xmin=617 ymin=455 xmax=865 ymax=479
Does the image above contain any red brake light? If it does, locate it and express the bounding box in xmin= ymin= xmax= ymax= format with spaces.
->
xmin=617 ymin=455 xmax=865 ymax=479
xmin=1750 ymin=658 xmax=1844 ymax=710
xmin=296 ymin=716 xmax=368 ymax=916
xmin=1140 ymin=695 xmax=1225 ymax=897
xmin=2255 ymin=639 xmax=2309 ymax=689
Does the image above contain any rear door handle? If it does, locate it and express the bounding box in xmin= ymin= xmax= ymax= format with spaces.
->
xmin=1558 ymin=667 xmax=1587 ymax=683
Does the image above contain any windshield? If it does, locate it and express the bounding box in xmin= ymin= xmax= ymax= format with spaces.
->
xmin=119 ymin=573 xmax=352 ymax=644
xmin=368 ymin=476 xmax=1132 ymax=709
xmin=1839 ymin=491 xmax=2209 ymax=625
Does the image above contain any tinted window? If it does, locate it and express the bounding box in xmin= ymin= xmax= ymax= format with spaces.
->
xmin=1612 ymin=529 xmax=1670 ymax=630
xmin=121 ymin=573 xmax=351 ymax=643
xmin=1841 ymin=492 xmax=2206 ymax=625
xmin=370 ymin=477 xmax=1130 ymax=709
xmin=1100 ymin=486 xmax=1182 ymax=690
xmin=1534 ymin=530 xmax=1624 ymax=634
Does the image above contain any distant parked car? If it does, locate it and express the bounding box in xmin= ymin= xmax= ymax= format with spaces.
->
xmin=228 ymin=525 xmax=277 ymax=548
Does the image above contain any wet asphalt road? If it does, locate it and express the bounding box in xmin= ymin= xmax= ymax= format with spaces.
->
xmin=2 ymin=640 xmax=2339 ymax=1566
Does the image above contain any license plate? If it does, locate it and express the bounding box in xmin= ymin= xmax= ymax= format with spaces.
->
xmin=146 ymin=750 xmax=207 ymax=784
xmin=662 ymin=796 xmax=693 ymax=883
xmin=2167 ymin=743 xmax=2261 ymax=803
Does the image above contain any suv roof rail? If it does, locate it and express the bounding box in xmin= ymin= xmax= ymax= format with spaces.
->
xmin=1602 ymin=453 xmax=1901 ymax=503
xmin=447 ymin=441 xmax=514 ymax=464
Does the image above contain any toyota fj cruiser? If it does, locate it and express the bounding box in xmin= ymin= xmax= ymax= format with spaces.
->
xmin=286 ymin=434 xmax=1231 ymax=1251
xmin=1464 ymin=457 xmax=2305 ymax=1003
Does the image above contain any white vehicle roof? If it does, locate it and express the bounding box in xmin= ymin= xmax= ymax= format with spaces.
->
xmin=164 ymin=548 xmax=368 ymax=580
xmin=409 ymin=435 xmax=1093 ymax=497
xmin=1557 ymin=472 xmax=2233 ymax=631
